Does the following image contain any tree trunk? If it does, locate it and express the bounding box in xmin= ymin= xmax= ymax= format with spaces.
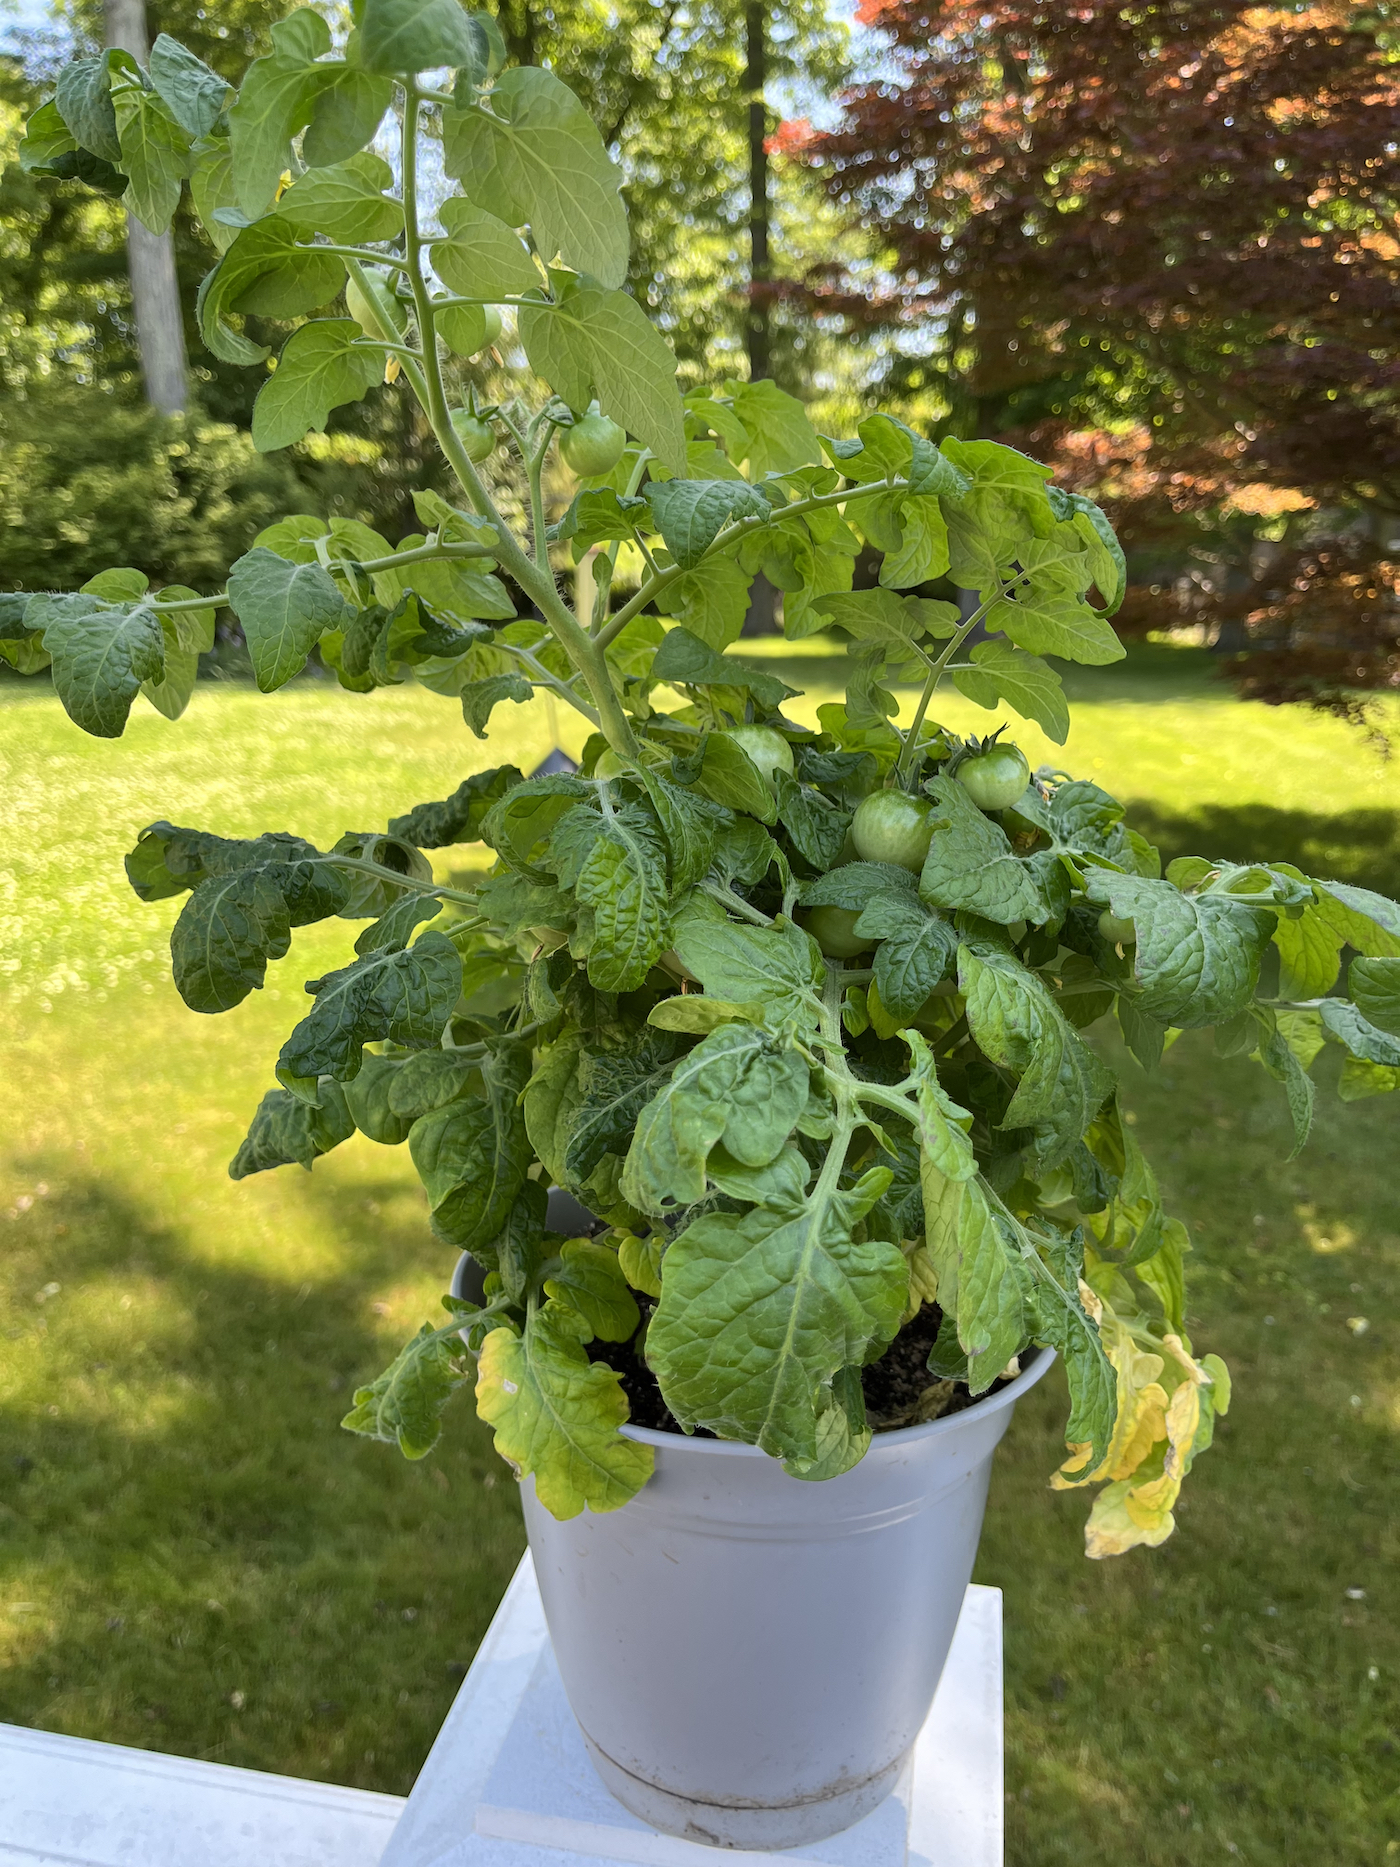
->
xmin=743 ymin=0 xmax=770 ymax=385
xmin=105 ymin=0 xmax=187 ymax=414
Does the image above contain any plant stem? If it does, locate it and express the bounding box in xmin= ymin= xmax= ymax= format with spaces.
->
xmin=317 ymin=246 xmax=412 ymax=271
xmin=145 ymin=539 xmax=499 ymax=615
xmin=893 ymin=574 xmax=1026 ymax=785
xmin=326 ymin=854 xmax=483 ymax=911
xmin=395 ymin=83 xmax=639 ymax=761
xmin=593 ymin=478 xmax=895 ymax=652
xmin=495 ymin=639 xmax=601 ymax=728
xmin=700 ymin=879 xmax=774 ymax=925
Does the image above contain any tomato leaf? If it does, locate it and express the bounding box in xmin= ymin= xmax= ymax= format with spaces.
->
xmin=919 ymin=776 xmax=1051 ymax=925
xmin=148 ymin=34 xmax=230 ymax=140
xmin=443 ymin=68 xmax=628 ymax=289
xmin=621 ymin=1022 xmax=810 ymax=1214
xmin=358 ymin=0 xmax=482 ymax=73
xmin=252 ymin=318 xmax=384 ymax=452
xmin=432 ymin=196 xmax=541 ymax=298
xmin=960 ymin=945 xmax=1115 ymax=1166
xmin=953 ymin=639 xmax=1070 ymax=746
xmin=276 ymin=930 xmax=462 ymax=1092
xmin=645 ymin=1167 xmax=907 ymax=1461
xmin=1349 ymin=957 xmax=1400 ymax=1036
xmin=549 ymin=802 xmax=671 ymax=991
xmin=475 ymin=1306 xmax=653 ymax=1518
xmin=198 ymin=217 xmax=346 ymax=365
xmin=519 ymin=284 xmax=684 ymax=476
xmin=227 ymin=9 xmax=335 ymax=217
xmin=227 ymin=546 xmax=349 ymax=690
xmin=544 ymin=1240 xmax=640 ymax=1343
xmin=27 ymin=592 xmax=165 ymax=738
xmin=1084 ymin=871 xmax=1276 ymax=1028
xmin=276 ymin=152 xmax=403 ymax=242
xmin=229 ymin=1079 xmax=354 ymax=1177
xmin=409 ymin=1046 xmax=533 ymax=1251
xmin=388 ymin=767 xmax=524 ymax=848
xmin=649 ymin=479 xmax=772 ymax=568
xmin=343 ymin=1321 xmax=467 ymax=1459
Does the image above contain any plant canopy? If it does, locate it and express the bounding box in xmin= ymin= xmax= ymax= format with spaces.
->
xmin=12 ymin=4 xmax=1400 ymax=1558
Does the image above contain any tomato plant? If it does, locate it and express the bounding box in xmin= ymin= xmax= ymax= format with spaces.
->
xmin=10 ymin=22 xmax=1398 ymax=1561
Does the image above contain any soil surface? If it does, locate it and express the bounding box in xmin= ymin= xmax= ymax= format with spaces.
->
xmin=593 ymin=1298 xmax=1006 ymax=1438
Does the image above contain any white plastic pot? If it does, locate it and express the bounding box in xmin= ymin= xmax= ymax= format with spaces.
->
xmin=522 ymin=1347 xmax=1054 ymax=1850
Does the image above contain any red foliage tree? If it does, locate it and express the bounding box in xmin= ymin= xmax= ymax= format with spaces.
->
xmin=797 ymin=2 xmax=1400 ymax=721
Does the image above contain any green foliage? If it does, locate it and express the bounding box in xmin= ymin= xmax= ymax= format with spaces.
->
xmin=12 ymin=31 xmax=1399 ymax=1563
xmin=0 ymin=385 xmax=308 ymax=597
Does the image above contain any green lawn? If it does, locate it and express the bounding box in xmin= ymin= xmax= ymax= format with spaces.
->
xmin=0 ymin=649 xmax=1395 ymax=1864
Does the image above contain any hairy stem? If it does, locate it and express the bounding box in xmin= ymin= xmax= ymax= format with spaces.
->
xmin=893 ymin=580 xmax=1020 ymax=786
xmin=593 ymin=477 xmax=896 ymax=652
xmin=326 ymin=854 xmax=484 ymax=911
xmin=395 ymin=84 xmax=638 ymax=760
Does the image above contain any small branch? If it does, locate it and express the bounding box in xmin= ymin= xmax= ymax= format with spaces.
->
xmin=593 ymin=477 xmax=894 ymax=651
xmin=700 ymin=880 xmax=774 ymax=925
xmin=495 ymin=638 xmax=602 ymax=728
xmin=893 ymin=572 xmax=1027 ymax=785
xmin=327 ymin=854 xmax=484 ymax=911
xmin=317 ymin=246 xmax=412 ymax=272
xmin=148 ymin=590 xmax=230 ymax=612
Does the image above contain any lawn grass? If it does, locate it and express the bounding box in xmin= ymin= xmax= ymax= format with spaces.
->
xmin=0 ymin=648 xmax=1396 ymax=1863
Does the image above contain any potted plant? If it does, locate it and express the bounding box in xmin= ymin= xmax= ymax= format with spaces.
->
xmin=12 ymin=13 xmax=1400 ymax=1848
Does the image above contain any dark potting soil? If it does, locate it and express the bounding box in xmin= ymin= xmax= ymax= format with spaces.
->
xmin=593 ymin=1297 xmax=1004 ymax=1439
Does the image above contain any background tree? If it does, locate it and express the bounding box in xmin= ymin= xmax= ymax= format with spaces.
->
xmin=2 ymin=0 xmax=867 ymax=599
xmin=105 ymin=0 xmax=186 ymax=411
xmin=798 ymin=0 xmax=1400 ymax=724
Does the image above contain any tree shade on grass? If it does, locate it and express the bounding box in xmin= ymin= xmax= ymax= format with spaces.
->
xmin=0 ymin=656 xmax=1395 ymax=1858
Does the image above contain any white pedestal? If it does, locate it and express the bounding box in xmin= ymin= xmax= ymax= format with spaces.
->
xmin=382 ymin=1553 xmax=1003 ymax=1867
xmin=0 ymin=1553 xmax=1003 ymax=1867
xmin=0 ymin=1718 xmax=404 ymax=1866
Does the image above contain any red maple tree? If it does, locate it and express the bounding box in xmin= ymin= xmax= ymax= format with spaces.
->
xmin=795 ymin=1 xmax=1400 ymax=722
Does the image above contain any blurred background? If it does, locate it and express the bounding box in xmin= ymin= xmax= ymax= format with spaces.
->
xmin=0 ymin=3 xmax=1396 ymax=1863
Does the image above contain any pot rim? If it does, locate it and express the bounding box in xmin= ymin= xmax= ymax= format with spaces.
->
xmin=619 ymin=1343 xmax=1056 ymax=1455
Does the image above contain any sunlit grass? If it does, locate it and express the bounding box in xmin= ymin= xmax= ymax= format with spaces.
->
xmin=0 ymin=649 xmax=1395 ymax=1859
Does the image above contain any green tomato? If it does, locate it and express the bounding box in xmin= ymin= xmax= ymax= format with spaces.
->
xmin=724 ymin=724 xmax=795 ymax=790
xmin=956 ymin=742 xmax=1031 ymax=813
xmin=528 ymin=925 xmax=569 ymax=953
xmin=593 ymin=747 xmax=627 ymax=779
xmin=438 ymin=302 xmax=505 ymax=358
xmin=851 ymin=790 xmax=934 ymax=872
xmin=1036 ymin=1163 xmax=1075 ymax=1207
xmin=345 ymin=268 xmax=406 ymax=338
xmin=803 ymin=905 xmax=874 ymax=959
xmin=561 ymin=413 xmax=626 ymax=477
xmin=1001 ymin=804 xmax=1043 ymax=840
xmin=450 ymin=408 xmax=495 ymax=463
xmin=1097 ymin=910 xmax=1137 ymax=947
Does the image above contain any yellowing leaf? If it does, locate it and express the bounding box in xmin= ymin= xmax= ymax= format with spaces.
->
xmin=475 ymin=1308 xmax=653 ymax=1518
